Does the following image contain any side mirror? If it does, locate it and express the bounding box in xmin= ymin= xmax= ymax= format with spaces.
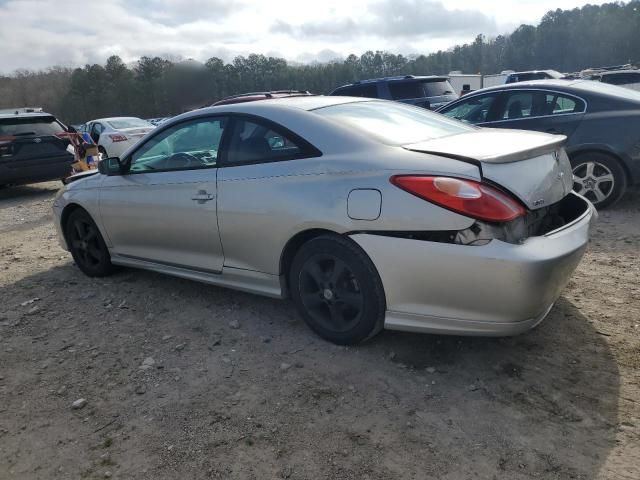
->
xmin=98 ymin=157 xmax=124 ymax=176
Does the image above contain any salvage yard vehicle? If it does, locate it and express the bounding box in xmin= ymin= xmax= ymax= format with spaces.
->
xmin=588 ymin=69 xmax=640 ymax=92
xmin=84 ymin=117 xmax=155 ymax=159
xmin=437 ymin=79 xmax=640 ymax=208
xmin=53 ymin=97 xmax=594 ymax=345
xmin=0 ymin=111 xmax=74 ymax=187
xmin=504 ymin=70 xmax=565 ymax=84
xmin=212 ymin=90 xmax=314 ymax=106
xmin=330 ymin=75 xmax=458 ymax=110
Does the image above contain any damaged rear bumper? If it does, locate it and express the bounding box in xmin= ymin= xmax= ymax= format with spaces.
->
xmin=350 ymin=193 xmax=596 ymax=336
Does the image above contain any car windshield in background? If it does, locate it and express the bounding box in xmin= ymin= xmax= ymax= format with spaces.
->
xmin=107 ymin=118 xmax=153 ymax=129
xmin=313 ymin=100 xmax=473 ymax=145
xmin=0 ymin=116 xmax=65 ymax=136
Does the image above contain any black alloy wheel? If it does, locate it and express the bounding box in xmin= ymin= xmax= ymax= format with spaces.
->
xmin=290 ymin=235 xmax=385 ymax=345
xmin=65 ymin=209 xmax=115 ymax=277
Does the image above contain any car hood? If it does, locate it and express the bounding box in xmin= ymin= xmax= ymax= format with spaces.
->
xmin=405 ymin=128 xmax=573 ymax=210
xmin=63 ymin=169 xmax=99 ymax=185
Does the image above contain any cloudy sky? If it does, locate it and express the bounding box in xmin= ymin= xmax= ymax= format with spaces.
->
xmin=0 ymin=0 xmax=610 ymax=72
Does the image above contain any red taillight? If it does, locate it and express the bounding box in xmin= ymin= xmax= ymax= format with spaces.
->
xmin=391 ymin=175 xmax=526 ymax=222
xmin=109 ymin=134 xmax=128 ymax=142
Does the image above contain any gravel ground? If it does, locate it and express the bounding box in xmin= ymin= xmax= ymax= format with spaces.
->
xmin=0 ymin=182 xmax=638 ymax=480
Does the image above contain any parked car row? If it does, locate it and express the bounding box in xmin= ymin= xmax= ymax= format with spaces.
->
xmin=4 ymin=72 xmax=639 ymax=209
xmin=9 ymin=69 xmax=637 ymax=345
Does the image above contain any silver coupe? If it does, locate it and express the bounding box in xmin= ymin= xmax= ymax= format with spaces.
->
xmin=53 ymin=97 xmax=595 ymax=344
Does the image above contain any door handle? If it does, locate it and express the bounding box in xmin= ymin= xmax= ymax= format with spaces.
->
xmin=191 ymin=190 xmax=215 ymax=203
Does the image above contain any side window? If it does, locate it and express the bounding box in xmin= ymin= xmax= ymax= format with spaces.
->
xmin=441 ymin=95 xmax=497 ymax=124
xmin=90 ymin=123 xmax=103 ymax=142
xmin=350 ymin=84 xmax=378 ymax=98
xmin=226 ymin=118 xmax=315 ymax=165
xmin=608 ymin=73 xmax=640 ymax=85
xmin=130 ymin=117 xmax=226 ymax=172
xmin=546 ymin=93 xmax=584 ymax=115
xmin=389 ymin=81 xmax=423 ymax=100
xmin=501 ymin=92 xmax=539 ymax=119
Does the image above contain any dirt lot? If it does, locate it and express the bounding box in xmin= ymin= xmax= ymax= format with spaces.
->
xmin=0 ymin=182 xmax=638 ymax=479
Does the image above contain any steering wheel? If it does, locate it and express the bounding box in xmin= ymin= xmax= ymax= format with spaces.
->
xmin=165 ymin=152 xmax=203 ymax=169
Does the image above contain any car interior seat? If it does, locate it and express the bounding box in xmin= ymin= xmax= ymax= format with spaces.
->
xmin=507 ymin=101 xmax=523 ymax=119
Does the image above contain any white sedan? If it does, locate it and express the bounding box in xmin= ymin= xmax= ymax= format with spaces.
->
xmin=84 ymin=117 xmax=155 ymax=158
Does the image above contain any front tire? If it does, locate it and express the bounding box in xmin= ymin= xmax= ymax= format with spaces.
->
xmin=289 ymin=235 xmax=385 ymax=345
xmin=571 ymin=153 xmax=627 ymax=208
xmin=65 ymin=209 xmax=115 ymax=277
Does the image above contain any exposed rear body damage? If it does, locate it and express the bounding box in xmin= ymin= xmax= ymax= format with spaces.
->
xmin=405 ymin=129 xmax=573 ymax=210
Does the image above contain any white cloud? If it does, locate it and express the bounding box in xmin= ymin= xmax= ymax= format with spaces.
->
xmin=0 ymin=0 xmax=612 ymax=73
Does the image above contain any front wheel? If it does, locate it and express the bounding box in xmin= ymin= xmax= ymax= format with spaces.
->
xmin=571 ymin=153 xmax=627 ymax=208
xmin=289 ymin=235 xmax=385 ymax=345
xmin=65 ymin=209 xmax=115 ymax=277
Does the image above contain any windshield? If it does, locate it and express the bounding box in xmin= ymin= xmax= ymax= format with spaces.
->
xmin=0 ymin=116 xmax=65 ymax=136
xmin=107 ymin=118 xmax=153 ymax=129
xmin=313 ymin=100 xmax=473 ymax=145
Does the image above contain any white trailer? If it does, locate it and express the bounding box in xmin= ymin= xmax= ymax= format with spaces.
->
xmin=481 ymin=71 xmax=515 ymax=88
xmin=448 ymin=72 xmax=482 ymax=95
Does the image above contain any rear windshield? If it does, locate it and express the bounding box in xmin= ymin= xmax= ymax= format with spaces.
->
xmin=107 ymin=118 xmax=152 ymax=129
xmin=388 ymin=79 xmax=455 ymax=100
xmin=0 ymin=116 xmax=65 ymax=136
xmin=313 ymin=100 xmax=473 ymax=145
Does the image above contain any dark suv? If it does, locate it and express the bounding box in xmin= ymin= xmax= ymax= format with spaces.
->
xmin=0 ymin=111 xmax=74 ymax=187
xmin=329 ymin=75 xmax=458 ymax=109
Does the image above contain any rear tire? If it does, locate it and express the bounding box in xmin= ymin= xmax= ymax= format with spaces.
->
xmin=570 ymin=152 xmax=627 ymax=208
xmin=65 ymin=209 xmax=115 ymax=277
xmin=289 ymin=235 xmax=385 ymax=345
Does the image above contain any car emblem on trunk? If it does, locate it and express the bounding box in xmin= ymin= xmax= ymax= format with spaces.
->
xmin=34 ymin=137 xmax=41 ymax=143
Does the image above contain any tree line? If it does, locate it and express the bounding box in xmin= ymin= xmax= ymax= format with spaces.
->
xmin=1 ymin=1 xmax=638 ymax=123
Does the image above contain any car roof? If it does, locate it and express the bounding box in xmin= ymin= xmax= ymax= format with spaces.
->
xmin=459 ymin=78 xmax=583 ymax=94
xmin=598 ymin=69 xmax=640 ymax=76
xmin=438 ymin=78 xmax=640 ymax=109
xmin=508 ymin=69 xmax=563 ymax=76
xmin=212 ymin=90 xmax=314 ymax=106
xmin=209 ymin=95 xmax=370 ymax=113
xmin=337 ymin=75 xmax=448 ymax=86
xmin=0 ymin=112 xmax=55 ymax=120
xmin=163 ymin=96 xmax=374 ymax=126
xmin=89 ymin=117 xmax=146 ymax=123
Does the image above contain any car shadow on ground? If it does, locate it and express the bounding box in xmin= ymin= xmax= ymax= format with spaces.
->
xmin=0 ymin=182 xmax=60 ymax=206
xmin=1 ymin=261 xmax=620 ymax=479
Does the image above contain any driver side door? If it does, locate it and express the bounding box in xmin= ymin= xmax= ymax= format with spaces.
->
xmin=99 ymin=116 xmax=228 ymax=272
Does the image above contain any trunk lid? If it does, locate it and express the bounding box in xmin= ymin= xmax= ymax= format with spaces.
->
xmin=404 ymin=128 xmax=573 ymax=210
xmin=118 ymin=127 xmax=154 ymax=141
